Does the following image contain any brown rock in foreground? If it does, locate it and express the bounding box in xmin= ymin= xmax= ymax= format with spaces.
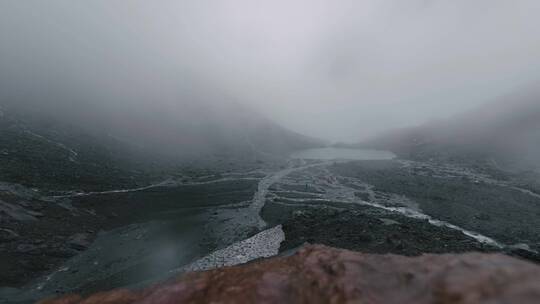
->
xmin=40 ymin=245 xmax=540 ymax=304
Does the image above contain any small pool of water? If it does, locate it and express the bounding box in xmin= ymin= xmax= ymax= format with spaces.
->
xmin=290 ymin=147 xmax=396 ymax=160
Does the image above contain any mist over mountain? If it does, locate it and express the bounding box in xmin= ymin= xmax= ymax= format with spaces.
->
xmin=0 ymin=92 xmax=322 ymax=191
xmin=2 ymin=1 xmax=540 ymax=142
xmin=2 ymin=2 xmax=540 ymax=303
xmin=361 ymin=85 xmax=540 ymax=172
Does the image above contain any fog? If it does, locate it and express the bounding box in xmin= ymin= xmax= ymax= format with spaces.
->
xmin=3 ymin=2 xmax=540 ymax=298
xmin=1 ymin=0 xmax=540 ymax=142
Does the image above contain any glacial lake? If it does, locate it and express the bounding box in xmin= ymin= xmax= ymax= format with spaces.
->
xmin=290 ymin=147 xmax=396 ymax=160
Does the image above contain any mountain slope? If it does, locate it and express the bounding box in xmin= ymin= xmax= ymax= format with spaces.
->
xmin=0 ymin=100 xmax=322 ymax=191
xmin=362 ymin=86 xmax=540 ymax=172
xmin=0 ymin=105 xmax=156 ymax=191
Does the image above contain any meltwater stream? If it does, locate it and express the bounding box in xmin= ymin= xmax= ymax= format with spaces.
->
xmin=285 ymin=148 xmax=507 ymax=248
xmin=8 ymin=148 xmax=522 ymax=303
xmin=179 ymin=149 xmax=400 ymax=279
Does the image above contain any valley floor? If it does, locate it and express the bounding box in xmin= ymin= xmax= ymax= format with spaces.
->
xmin=1 ymin=157 xmax=540 ymax=303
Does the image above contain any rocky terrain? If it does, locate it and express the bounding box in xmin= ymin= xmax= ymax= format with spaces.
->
xmin=359 ymin=87 xmax=540 ymax=176
xmin=3 ymin=151 xmax=540 ymax=303
xmin=2 ymin=3 xmax=539 ymax=303
xmin=329 ymin=160 xmax=540 ymax=255
xmin=2 ymin=99 xmax=540 ymax=303
xmin=0 ymin=104 xmax=321 ymax=192
xmin=0 ymin=176 xmax=260 ymax=288
xmin=0 ymin=104 xmax=320 ymax=302
xmin=261 ymin=159 xmax=540 ymax=258
xmin=39 ymin=245 xmax=540 ymax=304
xmin=0 ymin=106 xmax=156 ymax=192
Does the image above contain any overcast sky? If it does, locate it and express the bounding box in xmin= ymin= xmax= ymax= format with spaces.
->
xmin=1 ymin=1 xmax=540 ymax=142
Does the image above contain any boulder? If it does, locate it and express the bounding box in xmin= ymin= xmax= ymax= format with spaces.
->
xmin=67 ymin=233 xmax=91 ymax=251
xmin=0 ymin=228 xmax=19 ymax=241
xmin=39 ymin=245 xmax=540 ymax=304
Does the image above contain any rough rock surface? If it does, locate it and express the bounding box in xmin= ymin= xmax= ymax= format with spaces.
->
xmin=39 ymin=245 xmax=540 ymax=304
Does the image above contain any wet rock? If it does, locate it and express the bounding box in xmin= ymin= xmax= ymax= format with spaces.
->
xmin=354 ymin=191 xmax=371 ymax=201
xmin=67 ymin=233 xmax=91 ymax=251
xmin=0 ymin=200 xmax=38 ymax=221
xmin=29 ymin=210 xmax=45 ymax=218
xmin=45 ymin=244 xmax=79 ymax=258
xmin=474 ymin=213 xmax=491 ymax=221
xmin=16 ymin=243 xmax=46 ymax=255
xmin=32 ymin=202 xmax=46 ymax=211
xmin=280 ymin=207 xmax=496 ymax=256
xmin=0 ymin=227 xmax=19 ymax=241
xmin=40 ymin=245 xmax=540 ymax=304
xmin=379 ymin=218 xmax=400 ymax=226
xmin=507 ymin=245 xmax=540 ymax=263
